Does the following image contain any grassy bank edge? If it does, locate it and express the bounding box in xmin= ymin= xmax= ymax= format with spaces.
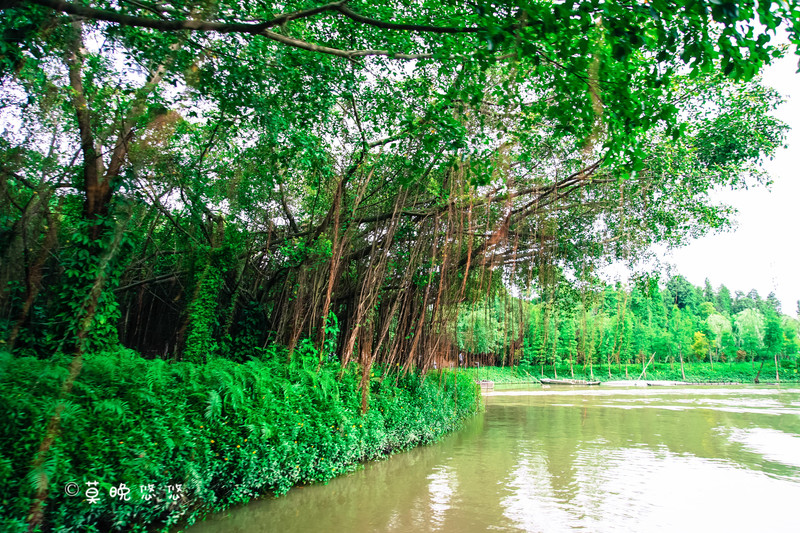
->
xmin=0 ymin=349 xmax=482 ymax=532
xmin=463 ymin=361 xmax=800 ymax=384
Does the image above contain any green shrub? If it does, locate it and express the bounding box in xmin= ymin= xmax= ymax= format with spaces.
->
xmin=0 ymin=348 xmax=480 ymax=532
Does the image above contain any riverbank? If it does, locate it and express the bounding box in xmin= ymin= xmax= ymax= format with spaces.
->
xmin=0 ymin=349 xmax=481 ymax=532
xmin=179 ymin=383 xmax=800 ymax=533
xmin=462 ymin=360 xmax=800 ymax=385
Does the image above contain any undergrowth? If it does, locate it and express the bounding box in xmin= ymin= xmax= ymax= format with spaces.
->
xmin=0 ymin=347 xmax=480 ymax=532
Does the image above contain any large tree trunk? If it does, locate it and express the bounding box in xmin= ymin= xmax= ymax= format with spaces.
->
xmin=27 ymin=22 xmax=180 ymax=531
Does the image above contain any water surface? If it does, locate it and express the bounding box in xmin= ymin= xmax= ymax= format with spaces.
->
xmin=186 ymin=385 xmax=800 ymax=532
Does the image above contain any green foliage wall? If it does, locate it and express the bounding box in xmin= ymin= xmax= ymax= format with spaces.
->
xmin=0 ymin=348 xmax=480 ymax=532
xmin=456 ymin=275 xmax=799 ymax=370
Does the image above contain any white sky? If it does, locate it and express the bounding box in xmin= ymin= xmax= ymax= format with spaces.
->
xmin=662 ymin=51 xmax=800 ymax=317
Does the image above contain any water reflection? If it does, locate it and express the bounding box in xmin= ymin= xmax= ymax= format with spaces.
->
xmin=428 ymin=465 xmax=456 ymax=528
xmin=184 ymin=386 xmax=800 ymax=533
xmin=725 ymin=427 xmax=800 ymax=471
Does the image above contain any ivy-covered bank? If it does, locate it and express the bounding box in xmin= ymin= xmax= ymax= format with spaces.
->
xmin=0 ymin=349 xmax=481 ymax=532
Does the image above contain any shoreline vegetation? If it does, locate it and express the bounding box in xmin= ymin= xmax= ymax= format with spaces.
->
xmin=4 ymin=355 xmax=793 ymax=533
xmin=464 ymin=361 xmax=800 ymax=385
xmin=0 ymin=349 xmax=481 ymax=532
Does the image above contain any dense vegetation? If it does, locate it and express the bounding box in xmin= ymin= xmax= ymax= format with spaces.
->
xmin=455 ymin=275 xmax=800 ymax=381
xmin=2 ymin=0 xmax=793 ymax=374
xmin=2 ymin=0 xmax=800 ymax=530
xmin=0 ymin=346 xmax=480 ymax=531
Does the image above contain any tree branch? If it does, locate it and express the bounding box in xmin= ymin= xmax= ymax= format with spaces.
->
xmin=114 ymin=272 xmax=185 ymax=293
xmin=27 ymin=0 xmax=344 ymax=33
xmin=334 ymin=5 xmax=480 ymax=34
xmin=27 ymin=0 xmax=463 ymax=60
xmin=277 ymin=180 xmax=300 ymax=234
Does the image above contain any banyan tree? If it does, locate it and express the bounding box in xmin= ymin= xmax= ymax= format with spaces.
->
xmin=0 ymin=1 xmax=791 ymax=383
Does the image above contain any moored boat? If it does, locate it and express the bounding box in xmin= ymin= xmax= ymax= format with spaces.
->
xmin=477 ymin=380 xmax=495 ymax=391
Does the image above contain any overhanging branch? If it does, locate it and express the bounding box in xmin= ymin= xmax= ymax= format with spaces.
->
xmin=26 ymin=0 xmax=472 ymax=60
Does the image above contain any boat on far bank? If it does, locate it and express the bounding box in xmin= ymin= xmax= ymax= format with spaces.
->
xmin=477 ymin=380 xmax=495 ymax=391
xmin=540 ymin=378 xmax=601 ymax=386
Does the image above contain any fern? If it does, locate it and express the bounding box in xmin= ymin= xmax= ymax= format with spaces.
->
xmin=0 ymin=346 xmax=481 ymax=531
xmin=244 ymin=422 xmax=274 ymax=440
xmin=93 ymin=398 xmax=129 ymax=422
xmin=205 ymin=390 xmax=222 ymax=421
xmin=318 ymin=369 xmax=339 ymax=403
xmin=58 ymin=399 xmax=87 ymax=425
xmin=0 ymin=351 xmax=13 ymax=380
xmin=24 ymin=452 xmax=57 ymax=496
xmin=145 ymin=360 xmax=167 ymax=392
xmin=0 ymin=455 xmax=12 ymax=488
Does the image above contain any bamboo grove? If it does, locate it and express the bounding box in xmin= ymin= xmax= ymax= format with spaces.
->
xmin=0 ymin=3 xmax=796 ymax=390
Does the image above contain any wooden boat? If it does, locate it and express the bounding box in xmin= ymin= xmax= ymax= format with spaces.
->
xmin=540 ymin=378 xmax=601 ymax=386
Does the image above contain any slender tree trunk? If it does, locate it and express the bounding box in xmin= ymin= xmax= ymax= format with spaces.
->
xmin=360 ymin=323 xmax=373 ymax=415
xmin=317 ymin=178 xmax=346 ymax=367
xmin=755 ymin=360 xmax=765 ymax=383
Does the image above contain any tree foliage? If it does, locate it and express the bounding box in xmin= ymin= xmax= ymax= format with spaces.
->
xmin=2 ymin=0 xmax=794 ymax=369
xmin=4 ymin=2 xmax=800 ymax=529
xmin=508 ymin=275 xmax=798 ymax=371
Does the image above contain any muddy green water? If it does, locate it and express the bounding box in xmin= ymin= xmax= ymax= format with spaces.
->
xmin=186 ymin=385 xmax=800 ymax=532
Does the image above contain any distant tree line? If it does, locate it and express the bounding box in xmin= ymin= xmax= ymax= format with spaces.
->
xmin=453 ymin=275 xmax=800 ymax=374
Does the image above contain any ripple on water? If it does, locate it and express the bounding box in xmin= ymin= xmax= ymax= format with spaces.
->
xmin=503 ymin=446 xmax=800 ymax=533
xmin=725 ymin=427 xmax=800 ymax=472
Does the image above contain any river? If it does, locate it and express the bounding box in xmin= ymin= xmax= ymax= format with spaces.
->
xmin=185 ymin=385 xmax=800 ymax=532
